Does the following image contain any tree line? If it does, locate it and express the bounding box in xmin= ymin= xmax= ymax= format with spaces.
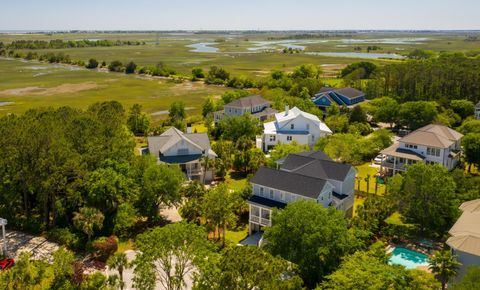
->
xmin=2 ymin=39 xmax=145 ymax=50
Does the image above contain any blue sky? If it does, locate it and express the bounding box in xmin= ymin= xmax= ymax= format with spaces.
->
xmin=1 ymin=0 xmax=479 ymax=30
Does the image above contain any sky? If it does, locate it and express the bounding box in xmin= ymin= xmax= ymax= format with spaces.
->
xmin=1 ymin=0 xmax=479 ymax=31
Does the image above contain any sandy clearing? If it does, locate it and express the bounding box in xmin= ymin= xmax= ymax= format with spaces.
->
xmin=0 ymin=82 xmax=101 ymax=96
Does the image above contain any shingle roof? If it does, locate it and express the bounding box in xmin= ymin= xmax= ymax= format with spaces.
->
xmin=447 ymin=199 xmax=480 ymax=256
xmin=381 ymin=143 xmax=426 ymax=161
xmin=250 ymin=167 xmax=327 ymax=199
xmin=273 ymin=107 xmax=332 ymax=134
xmin=225 ymin=95 xmax=270 ymax=108
xmin=280 ymin=151 xmax=353 ymax=181
xmin=400 ymin=124 xmax=463 ymax=148
xmin=315 ymin=87 xmax=365 ymax=99
xmin=252 ymin=107 xmax=278 ymax=118
xmin=147 ymin=127 xmax=213 ymax=157
xmin=334 ymin=87 xmax=365 ymax=99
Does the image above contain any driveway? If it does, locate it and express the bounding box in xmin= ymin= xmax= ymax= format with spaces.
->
xmin=5 ymin=230 xmax=59 ymax=262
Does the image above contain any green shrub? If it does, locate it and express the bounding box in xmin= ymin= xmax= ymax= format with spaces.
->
xmin=47 ymin=228 xmax=80 ymax=250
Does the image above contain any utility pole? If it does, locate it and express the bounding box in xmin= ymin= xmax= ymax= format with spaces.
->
xmin=0 ymin=218 xmax=7 ymax=256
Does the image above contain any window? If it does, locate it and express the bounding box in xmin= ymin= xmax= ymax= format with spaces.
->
xmin=260 ymin=187 xmax=264 ymax=196
xmin=269 ymin=135 xmax=276 ymax=142
xmin=427 ymin=147 xmax=440 ymax=157
xmin=306 ymin=124 xmax=310 ymax=130
xmin=251 ymin=206 xmax=259 ymax=217
xmin=269 ymin=189 xmax=274 ymax=199
xmin=280 ymin=191 xmax=285 ymax=201
xmin=399 ymin=157 xmax=406 ymax=163
xmin=291 ymin=124 xmax=295 ymax=129
xmin=287 ymin=136 xmax=292 ymax=141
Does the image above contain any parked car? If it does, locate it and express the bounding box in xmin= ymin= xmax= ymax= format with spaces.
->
xmin=373 ymin=154 xmax=385 ymax=164
xmin=0 ymin=258 xmax=15 ymax=271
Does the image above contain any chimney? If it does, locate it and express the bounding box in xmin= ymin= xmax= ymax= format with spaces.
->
xmin=285 ymin=105 xmax=290 ymax=116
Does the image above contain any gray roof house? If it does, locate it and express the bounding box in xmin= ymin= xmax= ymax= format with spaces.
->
xmin=447 ymin=199 xmax=480 ymax=279
xmin=214 ymin=95 xmax=277 ymax=122
xmin=147 ymin=127 xmax=217 ymax=183
xmin=312 ymin=87 xmax=366 ymax=108
xmin=247 ymin=150 xmax=356 ymax=239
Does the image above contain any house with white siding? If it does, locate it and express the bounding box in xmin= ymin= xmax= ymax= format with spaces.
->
xmin=380 ymin=124 xmax=463 ymax=175
xmin=247 ymin=150 xmax=356 ymax=237
xmin=147 ymin=127 xmax=217 ymax=183
xmin=262 ymin=106 xmax=332 ymax=151
xmin=447 ymin=199 xmax=480 ymax=279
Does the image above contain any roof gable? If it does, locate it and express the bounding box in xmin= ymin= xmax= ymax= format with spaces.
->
xmin=400 ymin=124 xmax=463 ymax=148
xmin=225 ymin=95 xmax=269 ymax=108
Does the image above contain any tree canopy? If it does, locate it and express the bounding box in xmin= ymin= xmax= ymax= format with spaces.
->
xmin=263 ymin=200 xmax=358 ymax=288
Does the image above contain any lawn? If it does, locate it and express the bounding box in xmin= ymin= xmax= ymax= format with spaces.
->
xmin=355 ymin=162 xmax=386 ymax=195
xmin=191 ymin=122 xmax=208 ymax=133
xmin=224 ymin=171 xmax=249 ymax=192
xmin=225 ymin=224 xmax=249 ymax=245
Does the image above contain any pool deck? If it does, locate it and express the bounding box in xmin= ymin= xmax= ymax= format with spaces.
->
xmin=387 ymin=244 xmax=433 ymax=272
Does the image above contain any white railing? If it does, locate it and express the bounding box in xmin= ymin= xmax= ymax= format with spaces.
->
xmin=260 ymin=218 xmax=271 ymax=226
xmin=250 ymin=216 xmax=260 ymax=223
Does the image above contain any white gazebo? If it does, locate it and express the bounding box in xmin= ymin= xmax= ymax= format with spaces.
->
xmin=0 ymin=218 xmax=7 ymax=256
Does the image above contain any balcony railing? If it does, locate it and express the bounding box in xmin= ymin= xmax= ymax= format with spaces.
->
xmin=382 ymin=161 xmax=406 ymax=170
xmin=249 ymin=216 xmax=271 ymax=226
xmin=260 ymin=218 xmax=271 ymax=226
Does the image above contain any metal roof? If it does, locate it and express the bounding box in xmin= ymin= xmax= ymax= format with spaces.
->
xmin=248 ymin=195 xmax=287 ymax=209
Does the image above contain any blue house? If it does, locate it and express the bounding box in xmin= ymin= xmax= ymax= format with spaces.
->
xmin=312 ymin=87 xmax=365 ymax=108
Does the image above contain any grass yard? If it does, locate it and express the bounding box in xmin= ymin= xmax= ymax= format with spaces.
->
xmin=355 ymin=162 xmax=386 ymax=195
xmin=224 ymin=171 xmax=249 ymax=192
xmin=225 ymin=224 xmax=249 ymax=245
xmin=0 ymin=58 xmax=227 ymax=118
xmin=191 ymin=122 xmax=208 ymax=133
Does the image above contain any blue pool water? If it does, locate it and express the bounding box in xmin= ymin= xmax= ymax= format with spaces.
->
xmin=389 ymin=247 xmax=429 ymax=269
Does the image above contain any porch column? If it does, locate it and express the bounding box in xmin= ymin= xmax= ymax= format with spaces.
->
xmin=248 ymin=204 xmax=252 ymax=235
xmin=393 ymin=156 xmax=397 ymax=175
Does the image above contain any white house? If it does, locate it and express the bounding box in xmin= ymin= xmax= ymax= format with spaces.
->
xmin=380 ymin=124 xmax=463 ymax=175
xmin=262 ymin=106 xmax=332 ymax=151
xmin=475 ymin=101 xmax=480 ymax=120
xmin=147 ymin=127 xmax=217 ymax=183
xmin=247 ymin=150 xmax=356 ymax=237
xmin=447 ymin=199 xmax=480 ymax=279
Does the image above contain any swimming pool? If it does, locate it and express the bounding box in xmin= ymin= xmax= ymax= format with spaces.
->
xmin=389 ymin=247 xmax=429 ymax=269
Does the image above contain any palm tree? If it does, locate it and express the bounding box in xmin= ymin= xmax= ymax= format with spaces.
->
xmin=429 ymin=249 xmax=462 ymax=290
xmin=73 ymin=207 xmax=104 ymax=242
xmin=107 ymin=252 xmax=130 ymax=290
xmin=201 ymin=155 xmax=213 ymax=184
